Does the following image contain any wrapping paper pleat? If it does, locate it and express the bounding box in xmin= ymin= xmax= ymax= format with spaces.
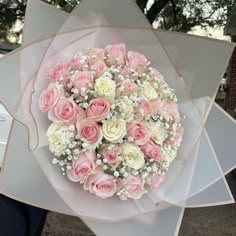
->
xmin=187 ymin=178 xmax=234 ymax=207
xmin=83 ymin=206 xmax=184 ymax=236
xmin=205 ymin=102 xmax=236 ymax=174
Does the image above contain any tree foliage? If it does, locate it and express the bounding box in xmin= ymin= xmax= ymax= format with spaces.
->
xmin=142 ymin=0 xmax=236 ymax=32
xmin=42 ymin=0 xmax=79 ymax=12
xmin=0 ymin=0 xmax=235 ymax=42
xmin=0 ymin=0 xmax=26 ymax=42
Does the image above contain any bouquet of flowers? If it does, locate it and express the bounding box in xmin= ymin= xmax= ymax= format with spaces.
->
xmin=0 ymin=0 xmax=235 ymax=235
xmin=39 ymin=44 xmax=183 ymax=199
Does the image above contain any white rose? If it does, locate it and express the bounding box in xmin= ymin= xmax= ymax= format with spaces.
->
xmin=102 ymin=119 xmax=126 ymax=143
xmin=142 ymin=81 xmax=158 ymax=100
xmin=47 ymin=123 xmax=75 ymax=156
xmin=121 ymin=143 xmax=145 ymax=170
xmin=94 ymin=75 xmax=116 ymax=101
xmin=117 ymin=96 xmax=134 ymax=120
xmin=151 ymin=122 xmax=168 ymax=146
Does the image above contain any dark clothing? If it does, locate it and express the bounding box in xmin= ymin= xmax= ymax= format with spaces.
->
xmin=0 ymin=194 xmax=47 ymax=236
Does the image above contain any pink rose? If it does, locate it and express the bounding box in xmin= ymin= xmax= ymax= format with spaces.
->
xmin=120 ymin=66 xmax=138 ymax=80
xmin=151 ymin=98 xmax=166 ymax=115
xmin=135 ymin=100 xmax=152 ymax=119
xmin=140 ymin=139 xmax=162 ymax=162
xmin=127 ymin=51 xmax=148 ymax=73
xmin=150 ymin=68 xmax=164 ymax=81
xmin=48 ymin=98 xmax=78 ymax=124
xmin=118 ymin=175 xmax=145 ymax=200
xmin=164 ymin=101 xmax=181 ymax=122
xmin=116 ymin=79 xmax=139 ymax=97
xmin=84 ymin=169 xmax=117 ymax=198
xmin=67 ymin=150 xmax=96 ymax=183
xmin=105 ymin=43 xmax=126 ymax=67
xmin=173 ymin=127 xmax=184 ymax=147
xmin=71 ymin=71 xmax=93 ymax=92
xmin=39 ymin=85 xmax=60 ymax=111
xmin=122 ymin=80 xmax=139 ymax=92
xmin=90 ymin=62 xmax=107 ymax=78
xmin=48 ymin=63 xmax=68 ymax=82
xmin=147 ymin=173 xmax=166 ymax=189
xmin=88 ymin=48 xmax=105 ymax=65
xmin=77 ymin=119 xmax=102 ymax=146
xmin=151 ymin=99 xmax=180 ymax=121
xmin=127 ymin=121 xmax=151 ymax=145
xmin=102 ymin=145 xmax=121 ymax=167
xmin=86 ymin=98 xmax=110 ymax=122
xmin=122 ymin=80 xmax=139 ymax=93
xmin=66 ymin=53 xmax=87 ymax=70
